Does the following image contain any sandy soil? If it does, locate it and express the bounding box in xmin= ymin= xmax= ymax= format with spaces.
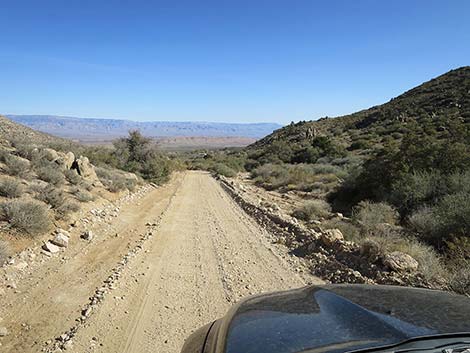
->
xmin=1 ymin=171 xmax=321 ymax=353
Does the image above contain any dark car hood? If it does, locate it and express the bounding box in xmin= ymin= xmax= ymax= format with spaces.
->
xmin=211 ymin=285 xmax=470 ymax=353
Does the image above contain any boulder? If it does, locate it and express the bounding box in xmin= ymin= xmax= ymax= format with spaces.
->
xmin=360 ymin=239 xmax=381 ymax=262
xmin=55 ymin=228 xmax=71 ymax=238
xmin=51 ymin=232 xmax=69 ymax=248
xmin=42 ymin=241 xmax=61 ymax=253
xmin=384 ymin=251 xmax=419 ymax=273
xmin=320 ymin=229 xmax=344 ymax=246
xmin=55 ymin=151 xmax=75 ymax=170
xmin=0 ymin=326 xmax=8 ymax=337
xmin=73 ymin=156 xmax=102 ymax=186
xmin=43 ymin=148 xmax=59 ymax=161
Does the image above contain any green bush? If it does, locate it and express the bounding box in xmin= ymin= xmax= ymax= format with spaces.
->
xmin=0 ymin=178 xmax=24 ymax=198
xmin=352 ymin=201 xmax=398 ymax=233
xmin=408 ymin=191 xmax=470 ymax=246
xmin=391 ymin=170 xmax=447 ymax=214
xmin=0 ymin=199 xmax=51 ymax=234
xmin=111 ymin=130 xmax=173 ymax=183
xmin=292 ymin=199 xmax=331 ymax=221
xmin=211 ymin=163 xmax=237 ymax=177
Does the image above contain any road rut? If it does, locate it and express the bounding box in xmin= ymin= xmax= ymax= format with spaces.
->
xmin=2 ymin=171 xmax=322 ymax=353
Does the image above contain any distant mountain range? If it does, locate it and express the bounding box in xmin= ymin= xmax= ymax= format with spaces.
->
xmin=5 ymin=115 xmax=283 ymax=143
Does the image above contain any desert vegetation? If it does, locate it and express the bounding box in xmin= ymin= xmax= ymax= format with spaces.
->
xmin=189 ymin=67 xmax=470 ymax=294
xmin=0 ymin=123 xmax=182 ymax=263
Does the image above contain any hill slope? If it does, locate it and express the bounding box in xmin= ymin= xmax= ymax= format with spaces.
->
xmin=251 ymin=66 xmax=470 ymax=152
xmin=0 ymin=115 xmax=68 ymax=146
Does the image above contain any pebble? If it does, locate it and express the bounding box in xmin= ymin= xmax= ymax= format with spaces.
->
xmin=0 ymin=326 xmax=9 ymax=337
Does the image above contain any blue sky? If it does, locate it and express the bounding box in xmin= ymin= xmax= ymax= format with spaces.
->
xmin=0 ymin=0 xmax=469 ymax=124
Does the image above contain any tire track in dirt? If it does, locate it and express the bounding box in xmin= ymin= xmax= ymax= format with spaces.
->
xmin=66 ymin=171 xmax=322 ymax=353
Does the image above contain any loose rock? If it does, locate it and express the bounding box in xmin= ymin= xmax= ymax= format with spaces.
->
xmin=384 ymin=251 xmax=419 ymax=272
xmin=42 ymin=241 xmax=61 ymax=254
xmin=0 ymin=326 xmax=8 ymax=337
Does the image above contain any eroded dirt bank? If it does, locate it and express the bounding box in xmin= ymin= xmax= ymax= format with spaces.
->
xmin=1 ymin=171 xmax=321 ymax=353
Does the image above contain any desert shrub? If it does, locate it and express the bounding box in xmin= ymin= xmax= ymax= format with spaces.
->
xmin=349 ymin=139 xmax=372 ymax=150
xmin=292 ymin=199 xmax=331 ymax=221
xmin=408 ymin=207 xmax=438 ymax=237
xmin=0 ymin=240 xmax=11 ymax=266
xmin=322 ymin=218 xmax=361 ymax=242
xmin=408 ymin=191 xmax=470 ymax=246
xmin=64 ymin=169 xmax=81 ymax=185
xmin=358 ymin=232 xmax=444 ymax=282
xmin=11 ymin=142 xmax=37 ymax=160
xmin=252 ymin=163 xmax=342 ymax=192
xmin=352 ymin=201 xmax=398 ymax=233
xmin=36 ymin=185 xmax=66 ymax=208
xmin=73 ymin=188 xmax=95 ymax=202
xmin=3 ymin=155 xmax=30 ymax=178
xmin=211 ymin=163 xmax=237 ymax=177
xmin=0 ymin=199 xmax=51 ymax=234
xmin=449 ymin=264 xmax=470 ymax=296
xmin=391 ymin=170 xmax=447 ymax=214
xmin=79 ymin=180 xmax=94 ymax=191
xmin=112 ymin=130 xmax=173 ymax=183
xmin=36 ymin=165 xmax=65 ymax=186
xmin=35 ymin=185 xmax=78 ymax=217
xmin=0 ymin=178 xmax=24 ymax=198
xmin=309 ymin=163 xmax=347 ymax=178
xmin=446 ymin=237 xmax=470 ymax=295
xmin=432 ymin=191 xmax=470 ymax=241
xmin=251 ymin=163 xmax=289 ymax=189
xmin=56 ymin=200 xmax=80 ymax=218
xmin=96 ymin=167 xmax=137 ymax=192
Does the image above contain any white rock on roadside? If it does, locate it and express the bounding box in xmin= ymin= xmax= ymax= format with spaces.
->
xmin=51 ymin=233 xmax=69 ymax=248
xmin=0 ymin=326 xmax=8 ymax=337
xmin=42 ymin=241 xmax=61 ymax=254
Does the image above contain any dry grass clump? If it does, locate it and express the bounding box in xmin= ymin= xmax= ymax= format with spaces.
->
xmin=36 ymin=165 xmax=65 ymax=186
xmin=0 ymin=199 xmax=51 ymax=235
xmin=292 ymin=199 xmax=331 ymax=221
xmin=96 ymin=167 xmax=137 ymax=192
xmin=35 ymin=185 xmax=79 ymax=218
xmin=352 ymin=201 xmax=398 ymax=233
xmin=322 ymin=218 xmax=361 ymax=242
xmin=357 ymin=230 xmax=445 ymax=282
xmin=3 ymin=154 xmax=31 ymax=179
xmin=0 ymin=178 xmax=24 ymax=198
xmin=64 ymin=169 xmax=82 ymax=185
xmin=72 ymin=188 xmax=95 ymax=202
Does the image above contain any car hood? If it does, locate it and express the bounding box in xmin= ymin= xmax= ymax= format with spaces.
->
xmin=207 ymin=285 xmax=470 ymax=353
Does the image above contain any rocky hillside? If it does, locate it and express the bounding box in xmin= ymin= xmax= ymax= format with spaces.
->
xmin=0 ymin=116 xmax=144 ymax=266
xmin=250 ymin=66 xmax=470 ymax=153
xmin=0 ymin=115 xmax=69 ymax=146
xmin=219 ymin=67 xmax=470 ymax=296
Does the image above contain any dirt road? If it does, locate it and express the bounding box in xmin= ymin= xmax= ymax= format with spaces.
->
xmin=1 ymin=171 xmax=321 ymax=353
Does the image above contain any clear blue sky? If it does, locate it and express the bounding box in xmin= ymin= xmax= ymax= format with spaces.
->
xmin=1 ymin=0 xmax=469 ymax=124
